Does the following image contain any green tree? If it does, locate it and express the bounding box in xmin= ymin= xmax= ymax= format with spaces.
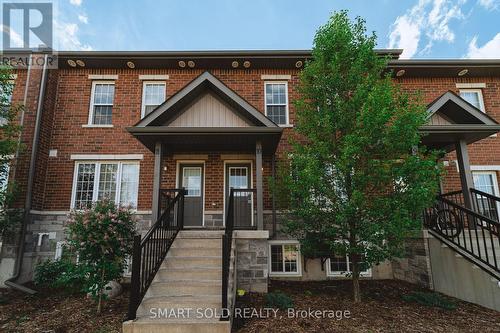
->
xmin=275 ymin=11 xmax=442 ymax=302
xmin=66 ymin=200 xmax=136 ymax=313
xmin=0 ymin=66 xmax=23 ymax=240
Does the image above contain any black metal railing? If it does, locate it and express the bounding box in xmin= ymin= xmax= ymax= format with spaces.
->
xmin=440 ymin=190 xmax=465 ymax=207
xmin=424 ymin=195 xmax=500 ymax=276
xmin=127 ymin=189 xmax=186 ymax=320
xmin=471 ymin=188 xmax=500 ymax=223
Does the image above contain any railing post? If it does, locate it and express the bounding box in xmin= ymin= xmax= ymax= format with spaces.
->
xmin=128 ymin=235 xmax=142 ymax=320
xmin=221 ymin=234 xmax=228 ymax=314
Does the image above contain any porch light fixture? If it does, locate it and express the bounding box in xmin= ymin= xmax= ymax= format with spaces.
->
xmin=76 ymin=60 xmax=85 ymax=67
xmin=243 ymin=61 xmax=251 ymax=68
xmin=187 ymin=61 xmax=195 ymax=68
xmin=232 ymin=61 xmax=239 ymax=68
xmin=126 ymin=61 xmax=135 ymax=69
xmin=178 ymin=60 xmax=186 ymax=68
xmin=458 ymin=69 xmax=468 ymax=76
xmin=295 ymin=60 xmax=303 ymax=68
xmin=67 ymin=59 xmax=77 ymax=67
xmin=396 ymin=69 xmax=405 ymax=77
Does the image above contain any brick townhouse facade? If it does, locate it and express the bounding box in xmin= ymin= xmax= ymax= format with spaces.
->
xmin=1 ymin=50 xmax=500 ymax=294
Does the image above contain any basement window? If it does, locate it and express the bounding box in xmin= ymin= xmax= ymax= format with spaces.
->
xmin=89 ymin=82 xmax=115 ymax=125
xmin=269 ymin=241 xmax=301 ymax=276
xmin=459 ymin=89 xmax=485 ymax=112
xmin=71 ymin=161 xmax=139 ymax=209
xmin=326 ymin=255 xmax=372 ymax=277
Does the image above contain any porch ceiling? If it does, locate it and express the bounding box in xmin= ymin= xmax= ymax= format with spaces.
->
xmin=127 ymin=126 xmax=283 ymax=154
xmin=420 ymin=91 xmax=500 ymax=152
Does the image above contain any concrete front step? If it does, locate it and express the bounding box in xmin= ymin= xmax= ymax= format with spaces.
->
xmin=167 ymin=247 xmax=221 ymax=257
xmin=171 ymin=238 xmax=221 ymax=249
xmin=145 ymin=280 xmax=222 ymax=297
xmin=162 ymin=256 xmax=221 ymax=269
xmin=156 ymin=267 xmax=222 ymax=280
xmin=123 ymin=319 xmax=230 ymax=333
xmin=137 ymin=295 xmax=222 ymax=317
xmin=178 ymin=230 xmax=225 ymax=239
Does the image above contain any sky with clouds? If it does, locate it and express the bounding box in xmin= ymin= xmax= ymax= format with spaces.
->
xmin=5 ymin=0 xmax=500 ymax=58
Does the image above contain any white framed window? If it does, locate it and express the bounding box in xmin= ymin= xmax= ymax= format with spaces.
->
xmin=88 ymin=81 xmax=115 ymax=125
xmin=71 ymin=161 xmax=139 ymax=209
xmin=269 ymin=241 xmax=301 ymax=276
xmin=182 ymin=167 xmax=202 ymax=197
xmin=459 ymin=89 xmax=485 ymax=112
xmin=0 ymin=157 xmax=11 ymax=192
xmin=0 ymin=80 xmax=14 ymax=126
xmin=141 ymin=81 xmax=166 ymax=118
xmin=326 ymin=255 xmax=372 ymax=277
xmin=472 ymin=171 xmax=500 ymax=219
xmin=264 ymin=82 xmax=289 ymax=125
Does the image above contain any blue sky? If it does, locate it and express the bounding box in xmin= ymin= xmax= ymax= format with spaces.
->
xmin=13 ymin=0 xmax=500 ymax=58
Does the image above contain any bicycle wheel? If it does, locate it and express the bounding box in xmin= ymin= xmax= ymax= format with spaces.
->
xmin=435 ymin=209 xmax=462 ymax=238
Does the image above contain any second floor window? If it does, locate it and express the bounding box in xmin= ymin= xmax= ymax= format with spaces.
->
xmin=459 ymin=89 xmax=485 ymax=112
xmin=89 ymin=82 xmax=115 ymax=125
xmin=265 ymin=82 xmax=289 ymax=125
xmin=142 ymin=82 xmax=166 ymax=118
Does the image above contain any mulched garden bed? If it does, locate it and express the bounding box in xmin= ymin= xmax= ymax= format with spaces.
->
xmin=0 ymin=284 xmax=129 ymax=333
xmin=233 ymin=279 xmax=500 ymax=333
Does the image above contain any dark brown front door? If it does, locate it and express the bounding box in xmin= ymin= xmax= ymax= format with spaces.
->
xmin=179 ymin=164 xmax=204 ymax=227
xmin=225 ymin=163 xmax=252 ymax=228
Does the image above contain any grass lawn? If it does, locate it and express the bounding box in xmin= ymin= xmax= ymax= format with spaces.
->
xmin=0 ymin=280 xmax=499 ymax=332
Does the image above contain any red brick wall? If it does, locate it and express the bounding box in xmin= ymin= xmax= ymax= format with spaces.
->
xmin=8 ymin=66 xmax=500 ymax=212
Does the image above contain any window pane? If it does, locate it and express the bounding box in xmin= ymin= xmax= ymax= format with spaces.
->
xmin=267 ymin=105 xmax=286 ymax=125
xmin=330 ymin=255 xmax=348 ymax=273
xmin=75 ymin=164 xmax=95 ymax=209
xmin=460 ymin=91 xmax=481 ymax=110
xmin=93 ymin=84 xmax=114 ymax=105
xmin=144 ymin=83 xmax=165 ymax=105
xmin=120 ymin=164 xmax=139 ymax=208
xmin=93 ymin=105 xmax=112 ymax=125
xmin=271 ymin=245 xmax=283 ymax=272
xmin=98 ymin=164 xmax=118 ymax=202
xmin=283 ymin=245 xmax=298 ymax=272
xmin=182 ymin=167 xmax=201 ymax=196
xmin=473 ymin=173 xmax=496 ymax=195
xmin=229 ymin=167 xmax=248 ymax=189
xmin=145 ymin=105 xmax=157 ymax=115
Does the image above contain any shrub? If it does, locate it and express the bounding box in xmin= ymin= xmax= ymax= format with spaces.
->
xmin=402 ymin=291 xmax=457 ymax=310
xmin=65 ymin=200 xmax=136 ymax=313
xmin=33 ymin=259 xmax=85 ymax=292
xmin=265 ymin=291 xmax=294 ymax=309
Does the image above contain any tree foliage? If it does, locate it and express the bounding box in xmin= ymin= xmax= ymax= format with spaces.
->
xmin=274 ymin=11 xmax=442 ymax=301
xmin=0 ymin=66 xmax=23 ymax=240
xmin=65 ymin=200 xmax=137 ymax=312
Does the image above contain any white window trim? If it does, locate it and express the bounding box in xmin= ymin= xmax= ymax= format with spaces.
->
xmin=88 ymin=81 xmax=115 ymax=126
xmin=459 ymin=88 xmax=485 ymax=112
xmin=268 ymin=240 xmax=302 ymax=277
xmin=141 ymin=81 xmax=166 ymax=118
xmin=70 ymin=161 xmax=140 ymax=209
xmin=472 ymin=170 xmax=500 ymax=196
xmin=264 ymin=81 xmax=289 ymax=126
xmin=326 ymin=255 xmax=372 ymax=277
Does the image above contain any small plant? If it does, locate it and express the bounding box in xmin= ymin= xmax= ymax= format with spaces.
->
xmin=402 ymin=291 xmax=457 ymax=310
xmin=265 ymin=291 xmax=294 ymax=309
xmin=304 ymin=290 xmax=313 ymax=296
xmin=34 ymin=259 xmax=86 ymax=292
xmin=65 ymin=200 xmax=136 ymax=313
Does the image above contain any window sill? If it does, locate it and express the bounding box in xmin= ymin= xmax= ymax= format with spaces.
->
xmin=269 ymin=272 xmax=302 ymax=277
xmin=82 ymin=124 xmax=114 ymax=128
xmin=279 ymin=124 xmax=294 ymax=128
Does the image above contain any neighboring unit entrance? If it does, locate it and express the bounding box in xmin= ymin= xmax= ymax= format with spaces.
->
xmin=179 ymin=164 xmax=204 ymax=227
xmin=225 ymin=163 xmax=253 ymax=228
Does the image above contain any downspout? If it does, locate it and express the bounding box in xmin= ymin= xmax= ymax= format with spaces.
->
xmin=5 ymin=54 xmax=48 ymax=294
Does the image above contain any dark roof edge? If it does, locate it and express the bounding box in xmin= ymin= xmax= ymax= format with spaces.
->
xmin=389 ymin=59 xmax=500 ymax=66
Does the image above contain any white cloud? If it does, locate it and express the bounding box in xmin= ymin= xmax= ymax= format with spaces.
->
xmin=478 ymin=0 xmax=499 ymax=10
xmin=54 ymin=21 xmax=92 ymax=51
xmin=0 ymin=24 xmax=24 ymax=48
xmin=466 ymin=33 xmax=500 ymax=58
xmin=388 ymin=0 xmax=466 ymax=58
xmin=78 ymin=14 xmax=88 ymax=24
xmin=69 ymin=0 xmax=82 ymax=6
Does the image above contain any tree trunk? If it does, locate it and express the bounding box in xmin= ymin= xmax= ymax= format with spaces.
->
xmin=97 ymin=267 xmax=105 ymax=314
xmin=351 ymin=258 xmax=361 ymax=303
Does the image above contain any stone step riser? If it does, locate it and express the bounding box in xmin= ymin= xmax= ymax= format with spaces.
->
xmin=146 ymin=284 xmax=221 ymax=297
xmin=157 ymin=269 xmax=222 ymax=281
xmin=123 ymin=321 xmax=231 ymax=333
xmin=137 ymin=303 xmax=222 ymax=318
xmin=162 ymin=258 xmax=221 ymax=269
xmin=168 ymin=248 xmax=221 ymax=257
